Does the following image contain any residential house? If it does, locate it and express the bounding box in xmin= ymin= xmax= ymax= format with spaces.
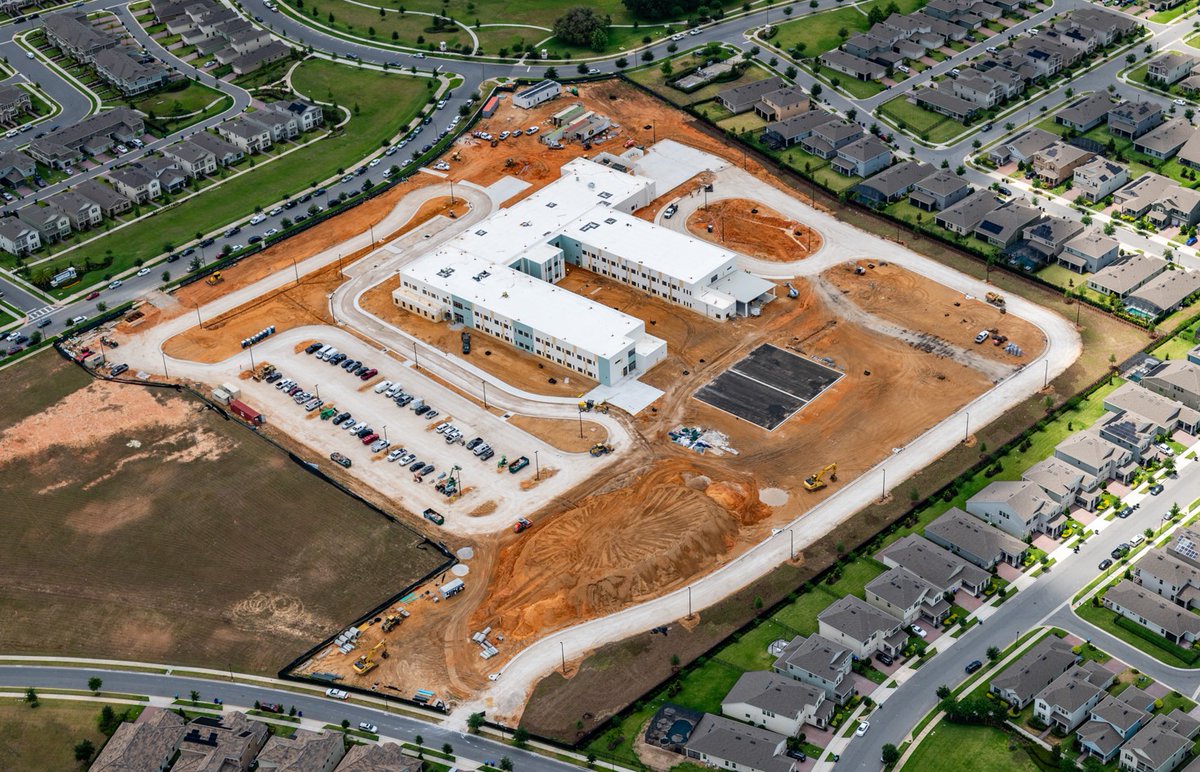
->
xmin=1134 ymin=547 xmax=1200 ymax=610
xmin=799 ymin=120 xmax=863 ymax=160
xmin=988 ymin=636 xmax=1079 ymax=709
xmin=721 ymin=671 xmax=835 ymax=734
xmin=162 ymin=140 xmax=218 ymax=178
xmin=276 ymin=99 xmax=323 ymax=132
xmin=27 ymin=107 xmax=144 ymax=168
xmin=1104 ymin=579 xmax=1200 ymax=644
xmin=760 ymin=109 xmax=833 ymax=149
xmin=89 ymin=707 xmax=186 ymax=772
xmin=0 ymin=217 xmax=39 ymax=255
xmin=1031 ymin=142 xmax=1094 ymax=186
xmin=1056 ymin=92 xmax=1114 ymax=132
xmin=864 ymin=566 xmax=951 ymax=625
xmin=135 ymin=155 xmax=188 ymax=194
xmin=15 ymin=204 xmax=70 ymax=243
xmin=973 ymin=200 xmax=1043 ymax=248
xmin=45 ymin=190 xmax=102 ymax=230
xmin=830 ymin=135 xmax=893 ymax=178
xmin=1053 ymin=429 xmax=1136 ymax=483
xmin=255 ymin=728 xmax=346 ymax=772
xmin=988 ymin=127 xmax=1057 ymax=165
xmin=93 ymin=48 xmax=171 ymax=96
xmin=0 ymin=150 xmax=34 ymax=189
xmin=1023 ymin=455 xmax=1098 ymax=511
xmin=1142 ymin=360 xmax=1200 ymax=412
xmin=1114 ymin=174 xmax=1192 ymax=223
xmin=924 ymin=507 xmax=1028 ymax=569
xmin=772 ymin=634 xmax=856 ymax=705
xmin=107 ymin=166 xmax=161 ymax=204
xmin=245 ymin=105 xmax=300 ymax=143
xmin=1072 ymin=157 xmax=1128 ymax=203
xmin=716 ymin=77 xmax=785 ymax=114
xmin=755 ymin=87 xmax=808 ymax=121
xmin=1108 ymin=101 xmax=1164 ymax=139
xmin=683 ymin=714 xmax=795 ymax=772
xmin=1133 ymin=118 xmax=1194 ymax=160
xmin=75 ymin=179 xmax=132 ymax=217
xmin=816 ymin=595 xmax=906 ymax=659
xmin=1103 ymin=380 xmax=1200 ymax=436
xmin=1177 ymin=130 xmax=1200 ymax=170
xmin=936 ymin=189 xmax=1002 ymax=234
xmin=1021 ymin=216 xmax=1087 ymax=262
xmin=217 ymin=116 xmax=273 ymax=153
xmin=1058 ymin=228 xmax=1121 ymax=273
xmin=909 ymin=170 xmax=972 ymax=212
xmin=819 ymin=50 xmax=886 ymax=81
xmin=1119 ymin=712 xmax=1200 ymax=772
xmin=915 ymin=88 xmax=981 ymax=122
xmin=1077 ymin=694 xmax=1151 ymax=764
xmin=44 ymin=11 xmax=117 ymax=64
xmin=855 ymin=161 xmax=934 ymax=206
xmin=228 ymin=41 xmax=289 ymax=76
xmin=1087 ymin=254 xmax=1166 ymax=297
xmin=1147 ymin=51 xmax=1199 ymax=85
xmin=189 ymin=132 xmax=244 ymax=166
xmin=0 ymin=84 xmax=31 ymax=124
xmin=335 ymin=743 xmax=423 ymax=772
xmin=1032 ymin=662 xmax=1115 ymax=733
xmin=966 ymin=479 xmax=1067 ymax=539
xmin=876 ymin=534 xmax=991 ymax=596
xmin=1127 ymin=269 xmax=1200 ymax=318
xmin=952 ymin=70 xmax=1007 ymax=108
xmin=174 ymin=712 xmax=269 ymax=771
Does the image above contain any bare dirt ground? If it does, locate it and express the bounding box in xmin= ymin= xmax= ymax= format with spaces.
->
xmin=507 ymin=415 xmax=609 ymax=453
xmin=358 ymin=276 xmax=597 ymax=398
xmin=823 ymin=261 xmax=1047 ymax=365
xmin=685 ymin=198 xmax=821 ymax=261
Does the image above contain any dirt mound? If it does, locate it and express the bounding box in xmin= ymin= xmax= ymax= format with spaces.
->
xmin=472 ymin=461 xmax=766 ymax=641
xmin=685 ymin=198 xmax=820 ymax=261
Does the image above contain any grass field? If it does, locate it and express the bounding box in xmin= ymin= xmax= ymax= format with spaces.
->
xmin=775 ymin=0 xmax=928 ymax=56
xmin=1074 ymin=603 xmax=1199 ymax=669
xmin=0 ymin=700 xmax=142 ymax=769
xmin=0 ymin=352 xmax=448 ymax=673
xmin=32 ymin=60 xmax=428 ymax=293
xmin=628 ymin=58 xmax=774 ymax=107
xmin=878 ymin=95 xmax=967 ymax=143
xmin=901 ymin=722 xmax=1036 ymax=771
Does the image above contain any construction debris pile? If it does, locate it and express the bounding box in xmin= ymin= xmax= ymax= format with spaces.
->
xmin=472 ymin=625 xmax=504 ymax=660
xmin=669 ymin=426 xmax=738 ymax=456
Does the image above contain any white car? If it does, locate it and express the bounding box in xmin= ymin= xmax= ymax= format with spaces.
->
xmin=910 ymin=624 xmax=927 ymax=638
xmin=373 ymin=379 xmax=393 ymax=394
xmin=369 ymin=158 xmax=381 ymax=167
xmin=856 ymin=721 xmax=870 ymax=737
xmin=1175 ymin=98 xmax=1188 ymax=106
xmin=325 ymin=688 xmax=349 ymax=700
xmin=268 ymin=207 xmax=282 ymax=216
xmin=265 ymin=228 xmax=278 ymax=237
xmin=249 ymin=214 xmax=265 ymax=225
xmin=897 ymin=64 xmax=910 ymax=74
xmin=358 ymin=722 xmax=377 ymax=733
xmin=136 ymin=267 xmax=151 ymax=277
xmin=1157 ymin=442 xmax=1175 ymax=456
xmin=26 ymin=52 xmax=34 ymax=60
xmin=115 ymin=145 xmax=128 ymax=154
xmin=107 ymin=279 xmax=123 ymax=289
xmin=671 ymin=33 xmax=684 ymax=41
xmin=3 ymin=129 xmax=14 ymax=138
xmin=588 ymin=68 xmax=600 ymax=75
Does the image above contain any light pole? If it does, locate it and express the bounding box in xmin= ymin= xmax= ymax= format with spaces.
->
xmin=195 ymin=304 xmax=203 ymax=329
xmin=482 ymin=379 xmax=487 ymax=409
xmin=789 ymin=529 xmax=794 ymax=561
xmin=534 ymin=449 xmax=540 ymax=481
xmin=291 ymin=254 xmax=300 ymax=285
xmin=578 ymin=408 xmax=584 ymax=439
xmin=161 ymin=349 xmax=169 ymax=378
xmin=449 ymin=179 xmax=456 ymax=204
xmin=687 ymin=586 xmax=693 ymax=618
xmin=1043 ymin=359 xmax=1049 ymax=389
xmin=560 ymin=641 xmax=566 ymax=674
xmin=382 ymin=424 xmax=388 ymax=443
xmin=412 ymin=340 xmax=419 ymax=369
xmin=314 ymin=384 xmax=320 ymax=400
xmin=248 ymin=345 xmax=255 ymax=371
xmin=881 ymin=468 xmax=887 ymax=501
xmin=964 ymin=411 xmax=970 ymax=443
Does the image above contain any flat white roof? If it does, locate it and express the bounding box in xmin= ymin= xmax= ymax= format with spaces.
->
xmin=558 ymin=209 xmax=738 ymax=286
xmin=447 ymin=158 xmax=654 ymax=265
xmin=405 ymin=247 xmax=648 ymax=359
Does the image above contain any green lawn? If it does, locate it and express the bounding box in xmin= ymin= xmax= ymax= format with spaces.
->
xmin=774 ymin=6 xmax=872 ymax=57
xmin=629 ymin=58 xmax=773 ymax=107
xmin=543 ymin=25 xmax=668 ymax=58
xmin=1151 ymin=317 xmax=1200 ymax=360
xmin=901 ymin=722 xmax=1037 ymax=771
xmin=132 ymin=81 xmax=233 ymax=136
xmin=878 ymin=95 xmax=968 ymax=143
xmin=1151 ymin=0 xmax=1200 ymax=23
xmin=29 ymin=60 xmax=429 ymax=293
xmin=715 ymin=620 xmax=802 ymax=671
xmin=1074 ymin=603 xmax=1200 ymax=669
xmin=0 ymin=700 xmax=143 ymax=770
xmin=769 ymin=586 xmax=841 ymax=635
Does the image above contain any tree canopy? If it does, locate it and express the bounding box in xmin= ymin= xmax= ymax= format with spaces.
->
xmin=553 ymin=7 xmax=610 ymax=48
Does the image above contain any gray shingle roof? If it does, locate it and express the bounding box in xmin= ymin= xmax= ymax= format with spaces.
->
xmin=685 ymin=714 xmax=793 ymax=772
xmin=722 ymin=671 xmax=827 ymax=718
xmin=925 ymin=507 xmax=1027 ymax=563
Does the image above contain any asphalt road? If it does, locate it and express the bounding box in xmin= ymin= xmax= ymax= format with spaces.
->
xmin=836 ymin=464 xmax=1200 ymax=770
xmin=0 ymin=664 xmax=577 ymax=771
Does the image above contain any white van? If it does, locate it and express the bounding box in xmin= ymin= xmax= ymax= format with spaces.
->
xmin=974 ymin=330 xmax=990 ymax=344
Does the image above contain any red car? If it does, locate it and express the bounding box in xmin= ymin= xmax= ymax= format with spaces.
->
xmin=360 ymin=432 xmax=378 ymax=445
xmin=85 ymin=291 xmax=100 ymax=300
xmin=360 ymin=367 xmax=378 ymax=380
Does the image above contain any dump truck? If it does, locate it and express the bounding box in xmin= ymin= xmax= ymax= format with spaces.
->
xmin=205 ymin=271 xmax=224 ymax=286
xmin=986 ymin=291 xmax=1005 ymax=308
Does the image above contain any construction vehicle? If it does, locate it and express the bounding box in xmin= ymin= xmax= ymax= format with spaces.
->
xmin=451 ymin=151 xmax=460 ymax=162
xmin=854 ymin=264 xmax=866 ymax=275
xmin=803 ymin=463 xmax=837 ymax=492
xmin=381 ymin=610 xmax=410 ymax=632
xmin=205 ymin=271 xmax=224 ymax=286
xmin=330 ymin=452 xmax=352 ymax=469
xmin=320 ymin=406 xmax=338 ymax=420
xmin=496 ymin=455 xmax=507 ymax=471
xmin=253 ymin=364 xmax=276 ymax=382
xmin=578 ymin=399 xmax=609 ymax=413
xmin=514 ymin=517 xmax=532 ymax=533
xmin=352 ymin=641 xmax=388 ymax=674
xmin=986 ymin=292 xmax=1005 ymax=308
xmin=785 ymin=282 xmax=799 ymax=299
xmin=589 ymin=443 xmax=613 ymax=457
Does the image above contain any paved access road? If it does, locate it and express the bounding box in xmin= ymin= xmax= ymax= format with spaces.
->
xmin=0 ymin=664 xmax=578 ymax=771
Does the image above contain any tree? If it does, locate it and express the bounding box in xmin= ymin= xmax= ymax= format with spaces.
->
xmin=161 ymin=270 xmax=171 ymax=283
xmin=615 ymin=56 xmax=628 ymax=68
xmin=936 ymin=685 xmax=951 ymax=699
xmin=590 ymin=27 xmax=608 ymax=51
xmin=88 ymin=677 xmax=102 ymax=694
xmin=986 ymin=645 xmax=1000 ymax=661
xmin=881 ymin=744 xmax=900 ymax=765
xmin=513 ymin=727 xmax=529 ymax=748
xmin=545 ymin=66 xmax=558 ymax=79
xmin=342 ymin=719 xmax=350 ymax=729
xmin=415 ymin=735 xmax=424 ymax=746
xmin=189 ymin=690 xmax=200 ymax=703
xmin=499 ymin=758 xmax=514 ymax=771
xmin=29 ymin=331 xmax=41 ymax=345
xmin=25 ymin=687 xmax=37 ymax=707
xmin=467 ymin=712 xmax=485 ymax=733
xmin=74 ymin=739 xmax=95 ymax=764
xmin=553 ymin=7 xmax=608 ymax=48
xmin=443 ymin=743 xmax=454 ymax=756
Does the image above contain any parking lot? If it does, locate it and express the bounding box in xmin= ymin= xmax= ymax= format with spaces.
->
xmin=693 ymin=344 xmax=842 ymax=430
xmin=224 ymin=328 xmax=607 ymax=535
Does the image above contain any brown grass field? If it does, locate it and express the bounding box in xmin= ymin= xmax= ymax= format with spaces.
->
xmin=0 ymin=352 xmax=448 ymax=674
xmin=0 ymin=699 xmax=140 ymax=770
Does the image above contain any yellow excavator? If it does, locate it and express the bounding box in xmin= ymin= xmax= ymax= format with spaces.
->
xmin=205 ymin=271 xmax=224 ymax=286
xmin=803 ymin=463 xmax=837 ymax=492
xmin=352 ymin=641 xmax=387 ymax=674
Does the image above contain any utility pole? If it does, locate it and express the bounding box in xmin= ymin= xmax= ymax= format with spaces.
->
xmin=560 ymin=642 xmax=566 ymax=674
xmin=161 ymin=350 xmax=169 ymax=378
xmin=534 ymin=449 xmax=540 ymax=481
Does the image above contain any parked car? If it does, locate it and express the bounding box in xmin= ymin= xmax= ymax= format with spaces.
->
xmin=358 ymin=722 xmax=378 ymax=733
xmin=325 ymin=688 xmax=349 ymax=700
xmin=855 ymin=722 xmax=870 ymax=737
xmin=1098 ymin=558 xmax=1113 ymax=570
xmin=909 ymin=624 xmax=927 ymax=638
xmin=1117 ymin=506 xmax=1133 ymax=519
xmin=965 ymin=659 xmax=983 ymax=674
xmin=1149 ymin=484 xmax=1164 ymax=495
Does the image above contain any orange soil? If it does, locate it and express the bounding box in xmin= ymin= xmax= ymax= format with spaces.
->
xmin=823 ymin=261 xmax=1047 ymax=363
xmin=506 ymin=415 xmax=609 ymax=454
xmin=685 ymin=198 xmax=821 ymax=261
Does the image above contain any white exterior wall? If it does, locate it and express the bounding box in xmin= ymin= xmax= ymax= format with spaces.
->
xmin=720 ymin=702 xmax=804 ymax=737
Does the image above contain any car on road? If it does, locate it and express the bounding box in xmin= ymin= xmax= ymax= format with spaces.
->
xmin=358 ymin=722 xmax=377 ymax=733
xmin=86 ymin=291 xmax=100 ymax=300
xmin=855 ymin=722 xmax=869 ymax=737
xmin=369 ymin=158 xmax=381 ymax=167
xmin=1099 ymin=558 xmax=1113 ymax=571
xmin=107 ymin=280 xmax=122 ymax=289
xmin=325 ymin=688 xmax=349 ymax=700
xmin=69 ymin=315 xmax=87 ymax=325
xmin=36 ymin=318 xmax=51 ymax=328
xmin=26 ymin=51 xmax=34 ymax=59
xmin=588 ymin=67 xmax=600 ymax=75
xmin=1150 ymin=484 xmax=1164 ymax=495
xmin=965 ymin=659 xmax=983 ymax=674
xmin=1117 ymin=505 xmax=1133 ymax=519
xmin=223 ymin=226 xmax=241 ymax=238
xmin=268 ymin=207 xmax=282 ymax=216
xmin=1111 ymin=544 xmax=1129 ymax=559
xmin=135 ymin=266 xmax=152 ymax=277
xmin=1176 ymin=98 xmax=1188 ymax=106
